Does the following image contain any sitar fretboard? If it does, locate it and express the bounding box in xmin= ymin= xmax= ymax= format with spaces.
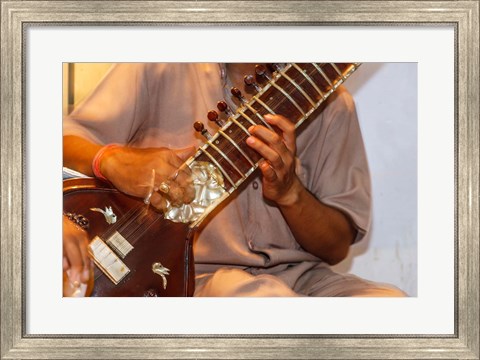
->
xmin=189 ymin=63 xmax=360 ymax=193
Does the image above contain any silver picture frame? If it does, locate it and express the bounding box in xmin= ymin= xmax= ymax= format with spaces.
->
xmin=1 ymin=1 xmax=479 ymax=358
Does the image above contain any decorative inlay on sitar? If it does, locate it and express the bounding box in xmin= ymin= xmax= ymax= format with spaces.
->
xmin=63 ymin=62 xmax=360 ymax=297
xmin=165 ymin=63 xmax=360 ymax=228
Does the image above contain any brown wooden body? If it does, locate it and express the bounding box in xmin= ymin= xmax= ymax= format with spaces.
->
xmin=63 ymin=178 xmax=194 ymax=297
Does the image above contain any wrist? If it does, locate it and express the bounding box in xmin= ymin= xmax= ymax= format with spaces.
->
xmin=92 ymin=144 xmax=121 ymax=181
xmin=276 ymin=177 xmax=305 ymax=208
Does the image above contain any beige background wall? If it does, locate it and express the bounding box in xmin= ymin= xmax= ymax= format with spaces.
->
xmin=63 ymin=63 xmax=113 ymax=116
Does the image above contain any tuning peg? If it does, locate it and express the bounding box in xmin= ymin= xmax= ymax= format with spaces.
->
xmin=231 ymin=87 xmax=247 ymax=104
xmin=217 ymin=100 xmax=234 ymax=116
xmin=193 ymin=121 xmax=212 ymax=140
xmin=207 ymin=110 xmax=225 ymax=127
xmin=255 ymin=64 xmax=271 ymax=81
xmin=270 ymin=63 xmax=285 ymax=72
xmin=244 ymin=75 xmax=262 ymax=92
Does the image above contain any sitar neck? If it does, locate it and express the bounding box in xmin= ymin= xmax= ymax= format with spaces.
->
xmin=165 ymin=63 xmax=360 ymax=228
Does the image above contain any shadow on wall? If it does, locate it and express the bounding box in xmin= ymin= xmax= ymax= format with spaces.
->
xmin=346 ymin=62 xmax=385 ymax=95
xmin=332 ymin=62 xmax=383 ymax=274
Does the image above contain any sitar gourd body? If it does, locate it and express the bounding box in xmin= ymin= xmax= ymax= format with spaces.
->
xmin=63 ymin=178 xmax=194 ymax=297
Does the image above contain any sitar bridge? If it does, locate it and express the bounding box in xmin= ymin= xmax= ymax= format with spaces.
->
xmin=89 ymin=236 xmax=130 ymax=285
xmin=105 ymin=231 xmax=134 ymax=258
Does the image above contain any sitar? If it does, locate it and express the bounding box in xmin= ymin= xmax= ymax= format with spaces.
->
xmin=63 ymin=63 xmax=360 ymax=297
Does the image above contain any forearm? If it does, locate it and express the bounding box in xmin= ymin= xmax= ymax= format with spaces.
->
xmin=63 ymin=135 xmax=102 ymax=176
xmin=64 ymin=135 xmax=195 ymax=211
xmin=278 ymin=177 xmax=356 ymax=265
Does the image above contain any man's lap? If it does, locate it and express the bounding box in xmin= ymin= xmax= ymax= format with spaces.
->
xmin=194 ymin=262 xmax=407 ymax=297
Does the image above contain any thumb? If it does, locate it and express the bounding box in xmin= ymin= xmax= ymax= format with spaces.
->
xmin=173 ymin=146 xmax=196 ymax=161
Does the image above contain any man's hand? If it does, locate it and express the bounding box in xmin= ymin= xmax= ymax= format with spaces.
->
xmin=63 ymin=217 xmax=92 ymax=296
xmin=246 ymin=114 xmax=303 ymax=206
xmin=100 ymin=146 xmax=196 ymax=212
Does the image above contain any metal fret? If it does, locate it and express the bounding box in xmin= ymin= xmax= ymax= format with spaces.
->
xmin=330 ymin=63 xmax=346 ymax=80
xmin=243 ymin=103 xmax=274 ymax=131
xmin=313 ymin=63 xmax=333 ymax=86
xmin=199 ymin=148 xmax=236 ymax=188
xmin=231 ymin=117 xmax=251 ymax=135
xmin=237 ymin=109 xmax=258 ymax=127
xmin=218 ymin=130 xmax=255 ymax=167
xmin=271 ymin=82 xmax=306 ymax=117
xmin=279 ymin=71 xmax=316 ymax=107
xmin=292 ymin=64 xmax=326 ymax=100
xmin=252 ymin=95 xmax=275 ymax=115
xmin=208 ymin=140 xmax=246 ymax=180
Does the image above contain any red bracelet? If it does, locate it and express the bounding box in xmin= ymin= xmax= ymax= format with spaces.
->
xmin=92 ymin=144 xmax=120 ymax=181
